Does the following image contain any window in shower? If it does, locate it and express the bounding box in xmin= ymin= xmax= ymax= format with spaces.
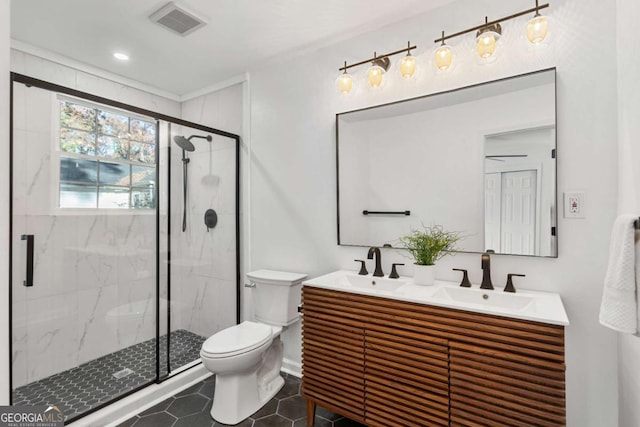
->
xmin=56 ymin=97 xmax=157 ymax=209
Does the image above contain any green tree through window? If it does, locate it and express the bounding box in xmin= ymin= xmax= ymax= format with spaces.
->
xmin=58 ymin=99 xmax=157 ymax=209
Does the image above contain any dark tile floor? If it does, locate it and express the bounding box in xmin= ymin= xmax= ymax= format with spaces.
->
xmin=12 ymin=329 xmax=205 ymax=423
xmin=118 ymin=373 xmax=365 ymax=427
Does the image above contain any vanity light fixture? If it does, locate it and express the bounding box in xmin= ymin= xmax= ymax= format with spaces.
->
xmin=527 ymin=0 xmax=549 ymax=44
xmin=433 ymin=1 xmax=550 ymax=67
xmin=434 ymin=31 xmax=453 ymax=70
xmin=368 ymin=53 xmax=390 ymax=88
xmin=336 ymin=61 xmax=353 ymax=94
xmin=399 ymin=42 xmax=417 ymax=78
xmin=336 ymin=42 xmax=416 ymax=93
xmin=476 ymin=17 xmax=502 ymax=59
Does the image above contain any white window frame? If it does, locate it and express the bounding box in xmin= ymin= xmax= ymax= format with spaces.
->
xmin=51 ymin=94 xmax=158 ymax=216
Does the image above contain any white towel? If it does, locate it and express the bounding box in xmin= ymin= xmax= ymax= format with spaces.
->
xmin=599 ymin=214 xmax=639 ymax=334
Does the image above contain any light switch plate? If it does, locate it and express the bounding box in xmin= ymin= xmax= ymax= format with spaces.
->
xmin=564 ymin=192 xmax=585 ymax=218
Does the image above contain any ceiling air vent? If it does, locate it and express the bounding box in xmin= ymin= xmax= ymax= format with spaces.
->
xmin=150 ymin=2 xmax=207 ymax=36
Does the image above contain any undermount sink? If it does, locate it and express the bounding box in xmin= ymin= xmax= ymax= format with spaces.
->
xmin=431 ymin=286 xmax=534 ymax=311
xmin=344 ymin=274 xmax=408 ymax=291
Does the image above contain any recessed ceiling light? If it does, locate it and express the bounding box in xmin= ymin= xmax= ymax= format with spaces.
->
xmin=113 ymin=52 xmax=129 ymax=61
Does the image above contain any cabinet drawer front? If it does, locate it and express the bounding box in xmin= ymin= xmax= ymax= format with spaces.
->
xmin=302 ymin=288 xmax=366 ymax=420
xmin=302 ymin=384 xmax=364 ymax=421
xmin=366 ymin=329 xmax=448 ymax=363
xmin=450 ymin=342 xmax=566 ymax=427
xmin=366 ymin=358 xmax=447 ymax=394
xmin=366 ymin=378 xmax=449 ymax=427
xmin=366 ymin=351 xmax=448 ymax=391
xmin=451 ymin=402 xmax=564 ymax=427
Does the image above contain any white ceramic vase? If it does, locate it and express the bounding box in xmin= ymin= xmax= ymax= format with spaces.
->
xmin=413 ymin=264 xmax=435 ymax=286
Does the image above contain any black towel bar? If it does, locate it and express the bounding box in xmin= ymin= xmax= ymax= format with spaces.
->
xmin=363 ymin=210 xmax=411 ymax=216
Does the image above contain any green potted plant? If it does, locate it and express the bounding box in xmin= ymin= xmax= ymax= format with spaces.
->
xmin=399 ymin=225 xmax=461 ymax=285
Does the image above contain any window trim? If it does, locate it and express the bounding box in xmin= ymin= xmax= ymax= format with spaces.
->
xmin=52 ymin=94 xmax=158 ymax=214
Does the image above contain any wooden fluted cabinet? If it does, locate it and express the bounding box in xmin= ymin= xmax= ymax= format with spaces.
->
xmin=301 ymin=287 xmax=366 ymax=422
xmin=302 ymin=286 xmax=566 ymax=427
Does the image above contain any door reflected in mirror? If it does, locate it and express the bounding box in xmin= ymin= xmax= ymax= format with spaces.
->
xmin=337 ymin=68 xmax=557 ymax=257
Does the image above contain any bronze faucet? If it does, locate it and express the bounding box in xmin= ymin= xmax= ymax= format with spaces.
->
xmin=367 ymin=247 xmax=384 ymax=277
xmin=480 ymin=250 xmax=495 ymax=290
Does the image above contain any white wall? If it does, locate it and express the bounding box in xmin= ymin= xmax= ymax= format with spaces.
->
xmin=0 ymin=0 xmax=11 ymax=406
xmin=616 ymin=1 xmax=640 ymax=426
xmin=248 ymin=0 xmax=619 ymax=425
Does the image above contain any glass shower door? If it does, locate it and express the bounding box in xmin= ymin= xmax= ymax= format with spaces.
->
xmin=11 ymin=81 xmax=158 ymax=422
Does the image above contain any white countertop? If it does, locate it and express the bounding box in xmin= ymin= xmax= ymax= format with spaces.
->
xmin=303 ymin=270 xmax=569 ymax=326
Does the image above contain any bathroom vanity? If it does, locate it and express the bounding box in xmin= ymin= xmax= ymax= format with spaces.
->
xmin=301 ymin=271 xmax=569 ymax=427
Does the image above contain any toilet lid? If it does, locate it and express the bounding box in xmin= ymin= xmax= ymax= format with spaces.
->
xmin=201 ymin=321 xmax=273 ymax=358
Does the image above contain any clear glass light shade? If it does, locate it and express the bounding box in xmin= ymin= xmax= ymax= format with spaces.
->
xmin=476 ymin=31 xmax=499 ymax=59
xmin=368 ymin=65 xmax=385 ymax=87
xmin=400 ymin=55 xmax=416 ymax=78
xmin=435 ymin=45 xmax=452 ymax=70
xmin=336 ymin=72 xmax=353 ymax=94
xmin=527 ymin=15 xmax=549 ymax=44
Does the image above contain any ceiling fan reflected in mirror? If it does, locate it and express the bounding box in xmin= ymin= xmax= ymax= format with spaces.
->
xmin=485 ymin=154 xmax=528 ymax=162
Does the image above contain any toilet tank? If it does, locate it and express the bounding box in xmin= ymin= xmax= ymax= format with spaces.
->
xmin=246 ymin=270 xmax=307 ymax=326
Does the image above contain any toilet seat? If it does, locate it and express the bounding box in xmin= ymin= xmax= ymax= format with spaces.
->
xmin=201 ymin=321 xmax=273 ymax=359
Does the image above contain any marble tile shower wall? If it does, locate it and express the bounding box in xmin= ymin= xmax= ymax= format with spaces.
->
xmin=168 ymin=132 xmax=237 ymax=339
xmin=10 ymin=50 xmax=181 ymax=388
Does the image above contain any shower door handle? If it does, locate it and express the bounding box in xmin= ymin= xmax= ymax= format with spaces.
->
xmin=21 ymin=234 xmax=34 ymax=287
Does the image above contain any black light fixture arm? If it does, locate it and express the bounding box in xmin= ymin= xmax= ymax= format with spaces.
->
xmin=434 ymin=2 xmax=550 ymax=44
xmin=339 ymin=43 xmax=417 ymax=72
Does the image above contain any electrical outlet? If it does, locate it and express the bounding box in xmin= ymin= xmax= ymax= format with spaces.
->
xmin=564 ymin=192 xmax=585 ymax=218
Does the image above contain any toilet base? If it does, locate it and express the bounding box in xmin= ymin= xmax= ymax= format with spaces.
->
xmin=210 ymin=371 xmax=284 ymax=424
xmin=209 ymin=338 xmax=284 ymax=424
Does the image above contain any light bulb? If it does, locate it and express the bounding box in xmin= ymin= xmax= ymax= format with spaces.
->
xmin=476 ymin=20 xmax=501 ymax=60
xmin=368 ymin=65 xmax=384 ymax=88
xmin=476 ymin=31 xmax=498 ymax=59
xmin=400 ymin=55 xmax=416 ymax=78
xmin=336 ymin=72 xmax=353 ymax=94
xmin=435 ymin=45 xmax=452 ymax=70
xmin=527 ymin=14 xmax=548 ymax=44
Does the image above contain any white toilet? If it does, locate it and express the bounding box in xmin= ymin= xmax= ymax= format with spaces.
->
xmin=200 ymin=269 xmax=307 ymax=425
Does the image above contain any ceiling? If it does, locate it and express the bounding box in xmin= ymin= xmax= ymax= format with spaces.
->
xmin=11 ymin=0 xmax=457 ymax=98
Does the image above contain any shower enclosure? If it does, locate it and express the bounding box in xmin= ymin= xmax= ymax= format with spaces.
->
xmin=9 ymin=74 xmax=240 ymax=422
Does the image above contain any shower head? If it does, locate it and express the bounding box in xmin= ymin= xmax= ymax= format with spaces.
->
xmin=173 ymin=134 xmax=212 ymax=151
xmin=173 ymin=135 xmax=195 ymax=152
